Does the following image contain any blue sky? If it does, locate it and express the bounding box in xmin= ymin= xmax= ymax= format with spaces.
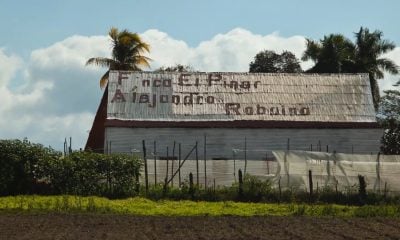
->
xmin=2 ymin=0 xmax=399 ymax=55
xmin=0 ymin=0 xmax=399 ymax=150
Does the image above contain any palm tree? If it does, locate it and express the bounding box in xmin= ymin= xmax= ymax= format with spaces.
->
xmin=302 ymin=34 xmax=355 ymax=73
xmin=353 ymin=27 xmax=399 ymax=108
xmin=86 ymin=27 xmax=151 ymax=88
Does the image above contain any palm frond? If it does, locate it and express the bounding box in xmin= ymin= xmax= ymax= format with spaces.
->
xmin=109 ymin=27 xmax=119 ymax=41
xmin=377 ymin=58 xmax=399 ymax=75
xmin=86 ymin=57 xmax=116 ymax=68
xmin=133 ymin=56 xmax=151 ymax=68
xmin=301 ymin=39 xmax=320 ymax=62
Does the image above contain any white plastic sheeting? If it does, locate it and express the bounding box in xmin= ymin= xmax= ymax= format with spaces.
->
xmin=272 ymin=151 xmax=400 ymax=192
xmin=107 ymin=71 xmax=376 ymax=122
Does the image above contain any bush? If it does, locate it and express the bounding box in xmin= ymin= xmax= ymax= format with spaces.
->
xmin=36 ymin=151 xmax=142 ymax=198
xmin=239 ymin=174 xmax=273 ymax=202
xmin=0 ymin=139 xmax=142 ymax=198
xmin=0 ymin=139 xmax=60 ymax=195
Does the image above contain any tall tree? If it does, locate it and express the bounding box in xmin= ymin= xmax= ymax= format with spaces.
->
xmin=86 ymin=27 xmax=151 ymax=89
xmin=353 ymin=27 xmax=399 ymax=108
xmin=155 ymin=64 xmax=196 ymax=72
xmin=302 ymin=28 xmax=399 ymax=109
xmin=249 ymin=50 xmax=302 ymax=73
xmin=379 ymin=89 xmax=400 ymax=123
xmin=379 ymin=88 xmax=400 ymax=154
xmin=302 ymin=34 xmax=355 ymax=73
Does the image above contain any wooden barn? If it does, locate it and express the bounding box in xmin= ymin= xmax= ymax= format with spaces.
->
xmin=85 ymin=71 xmax=383 ymax=160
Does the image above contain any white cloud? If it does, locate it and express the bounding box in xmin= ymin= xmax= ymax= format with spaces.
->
xmin=0 ymin=49 xmax=21 ymax=87
xmin=1 ymin=28 xmax=399 ymax=150
xmin=142 ymin=28 xmax=313 ymax=71
xmin=381 ymin=47 xmax=400 ymax=92
xmin=0 ymin=36 xmax=108 ymax=149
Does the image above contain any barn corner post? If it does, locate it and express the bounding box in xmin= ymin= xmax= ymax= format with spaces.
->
xmin=142 ymin=140 xmax=149 ymax=194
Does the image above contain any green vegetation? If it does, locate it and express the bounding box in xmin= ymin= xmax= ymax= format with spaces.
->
xmin=142 ymin=176 xmax=400 ymax=206
xmin=1 ymin=195 xmax=400 ymax=217
xmin=379 ymin=88 xmax=400 ymax=154
xmin=1 ymin=139 xmax=399 ymax=205
xmin=249 ymin=50 xmax=302 ymax=73
xmin=0 ymin=139 xmax=142 ymax=198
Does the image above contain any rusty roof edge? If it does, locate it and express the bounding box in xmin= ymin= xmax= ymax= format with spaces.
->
xmin=105 ymin=119 xmax=381 ymax=129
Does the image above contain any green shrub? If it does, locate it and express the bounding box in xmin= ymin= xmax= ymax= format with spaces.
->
xmin=239 ymin=174 xmax=273 ymax=202
xmin=0 ymin=139 xmax=60 ymax=195
xmin=36 ymin=151 xmax=142 ymax=198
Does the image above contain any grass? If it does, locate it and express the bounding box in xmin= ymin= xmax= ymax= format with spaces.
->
xmin=1 ymin=195 xmax=400 ymax=217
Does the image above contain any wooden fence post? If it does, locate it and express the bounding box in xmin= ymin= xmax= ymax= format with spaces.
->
xmin=166 ymin=147 xmax=169 ymax=186
xmin=204 ymin=134 xmax=207 ymax=188
xmin=171 ymin=141 xmax=176 ymax=187
xmin=238 ymin=169 xmax=243 ymax=199
xmin=195 ymin=141 xmax=199 ymax=186
xmin=142 ymin=140 xmax=148 ymax=194
xmin=153 ymin=141 xmax=157 ymax=184
xmin=178 ymin=143 xmax=181 ymax=187
xmin=308 ymin=170 xmax=313 ymax=202
xmin=189 ymin=172 xmax=194 ymax=197
xmin=244 ymin=137 xmax=247 ymax=175
xmin=278 ymin=176 xmax=282 ymax=202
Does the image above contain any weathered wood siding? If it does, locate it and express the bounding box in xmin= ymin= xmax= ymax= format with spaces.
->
xmin=105 ymin=127 xmax=383 ymax=159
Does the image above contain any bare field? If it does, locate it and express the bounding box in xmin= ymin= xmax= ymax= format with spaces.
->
xmin=0 ymin=214 xmax=399 ymax=240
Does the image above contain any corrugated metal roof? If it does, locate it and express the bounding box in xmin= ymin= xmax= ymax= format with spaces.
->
xmin=107 ymin=71 xmax=376 ymax=123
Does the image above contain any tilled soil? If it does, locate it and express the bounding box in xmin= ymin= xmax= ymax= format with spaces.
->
xmin=0 ymin=214 xmax=399 ymax=240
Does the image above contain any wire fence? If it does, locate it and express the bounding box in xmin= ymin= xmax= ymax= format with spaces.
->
xmin=95 ymin=138 xmax=400 ymax=194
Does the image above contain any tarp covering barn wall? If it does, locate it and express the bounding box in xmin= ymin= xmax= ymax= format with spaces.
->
xmin=272 ymin=151 xmax=400 ymax=192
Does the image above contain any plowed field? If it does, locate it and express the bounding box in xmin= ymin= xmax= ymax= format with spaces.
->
xmin=0 ymin=214 xmax=399 ymax=240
